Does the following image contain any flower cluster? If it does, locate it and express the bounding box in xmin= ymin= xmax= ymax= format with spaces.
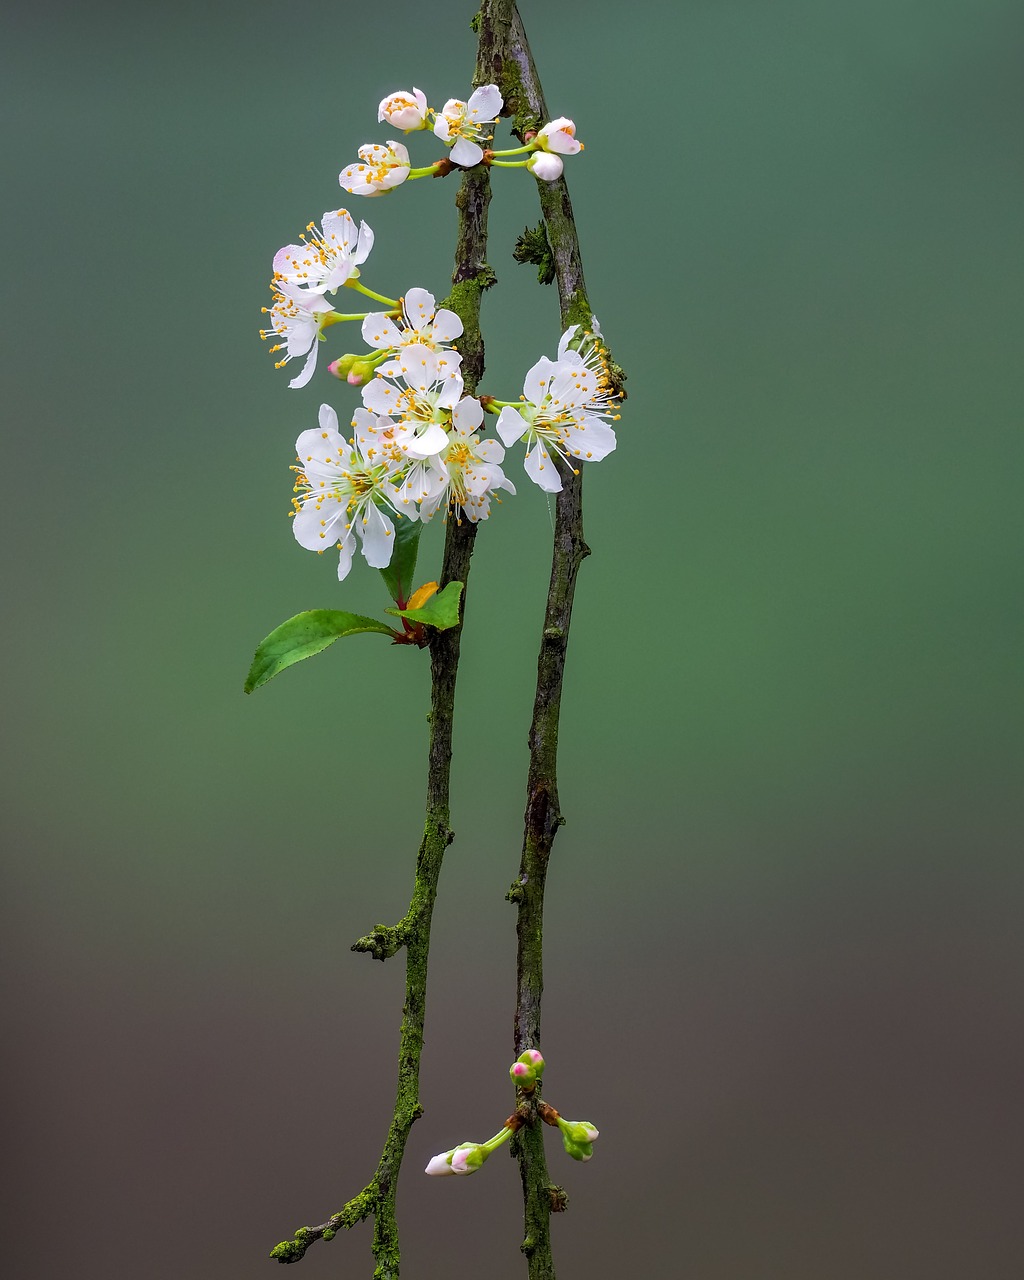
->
xmin=288 ymin=294 xmax=618 ymax=579
xmin=338 ymin=83 xmax=584 ymax=195
xmin=262 ymin=85 xmax=617 ymax=587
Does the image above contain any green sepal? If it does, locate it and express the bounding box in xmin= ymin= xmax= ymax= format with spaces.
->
xmin=385 ymin=581 xmax=464 ymax=630
xmin=244 ymin=610 xmax=398 ymax=693
xmin=378 ymin=517 xmax=423 ymax=606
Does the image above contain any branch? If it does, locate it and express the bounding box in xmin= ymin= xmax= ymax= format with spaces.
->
xmin=480 ymin=3 xmax=613 ymax=1276
xmin=269 ymin=41 xmax=493 ymax=1275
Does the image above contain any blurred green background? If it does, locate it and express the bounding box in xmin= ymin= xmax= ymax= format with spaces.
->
xmin=3 ymin=1 xmax=1022 ymax=1276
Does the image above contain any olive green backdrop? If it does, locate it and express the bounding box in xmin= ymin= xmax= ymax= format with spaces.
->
xmin=3 ymin=1 xmax=1022 ymax=1276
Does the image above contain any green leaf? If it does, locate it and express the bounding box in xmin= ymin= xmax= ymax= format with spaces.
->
xmin=385 ymin=580 xmax=464 ymax=630
xmin=378 ymin=516 xmax=423 ymax=606
xmin=244 ymin=610 xmax=397 ymax=694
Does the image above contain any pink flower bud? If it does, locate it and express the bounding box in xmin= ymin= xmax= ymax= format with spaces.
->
xmin=347 ymin=371 xmax=363 ymax=385
xmin=511 ymin=1063 xmax=530 ymax=1080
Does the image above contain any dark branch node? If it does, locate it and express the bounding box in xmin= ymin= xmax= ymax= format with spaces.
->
xmin=548 ymin=1185 xmax=569 ymax=1213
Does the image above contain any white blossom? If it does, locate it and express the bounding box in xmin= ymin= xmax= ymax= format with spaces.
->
xmin=362 ymin=343 xmax=464 ymax=458
xmin=291 ymin=404 xmax=412 ymax=580
xmin=536 ymin=117 xmax=582 ymax=155
xmin=420 ymin=397 xmax=515 ymax=524
xmin=378 ymin=87 xmax=429 ymax=131
xmin=260 ymin=282 xmax=336 ymax=389
xmin=351 ymin=406 xmax=447 ymax=513
xmin=361 ymin=287 xmax=463 ymax=355
xmin=433 ymin=84 xmax=503 ymax=167
xmin=272 ymin=210 xmax=373 ymax=295
xmin=496 ymin=329 xmax=619 ymax=492
xmin=340 ymin=141 xmax=411 ymax=196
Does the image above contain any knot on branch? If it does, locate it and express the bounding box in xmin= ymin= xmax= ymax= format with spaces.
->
xmin=548 ymin=1184 xmax=569 ymax=1213
xmin=514 ymin=221 xmax=555 ymax=285
xmin=352 ymin=921 xmax=410 ymax=961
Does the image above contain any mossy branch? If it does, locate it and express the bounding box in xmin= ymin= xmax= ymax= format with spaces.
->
xmin=480 ymin=2 xmax=622 ymax=1277
xmin=268 ymin=45 xmax=493 ymax=1275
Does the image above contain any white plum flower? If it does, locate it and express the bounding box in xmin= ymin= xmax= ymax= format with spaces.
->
xmin=272 ymin=209 xmax=373 ymax=295
xmin=536 ymin=117 xmax=583 ymax=155
xmin=260 ymin=282 xmax=336 ymax=389
xmin=433 ymin=84 xmax=503 ymax=167
xmin=420 ymin=396 xmax=515 ymax=524
xmin=361 ymin=287 xmax=463 ymax=355
xmin=378 ymin=88 xmax=430 ymax=131
xmin=340 ymin=141 xmax=411 ymax=196
xmin=291 ymin=404 xmax=412 ymax=580
xmin=496 ymin=329 xmax=619 ymax=492
xmin=351 ymin=406 xmax=447 ymax=513
xmin=362 ymin=343 xmax=464 ymax=458
xmin=527 ymin=151 xmax=563 ymax=182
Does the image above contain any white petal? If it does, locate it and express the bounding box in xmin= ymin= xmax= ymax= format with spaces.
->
xmin=359 ymin=505 xmax=395 ymax=568
xmin=361 ymin=378 xmax=400 ymax=415
xmin=293 ymin=497 xmax=346 ymax=551
xmin=565 ymin=417 xmax=617 ymax=461
xmin=524 ymin=441 xmax=562 ymax=492
xmin=318 ymin=404 xmax=339 ymax=434
xmin=361 ymin=313 xmax=403 ymax=349
xmin=433 ymin=350 xmax=463 ymax=382
xmin=288 ymin=341 xmax=319 ymax=389
xmin=398 ymin=344 xmax=439 ymax=391
xmin=336 ymin=531 xmax=355 ymax=581
xmin=433 ymin=115 xmax=453 ymax=144
xmin=403 ymin=288 xmax=437 ymax=332
xmin=435 ymin=375 xmax=464 ymax=409
xmin=496 ymin=406 xmax=529 ymax=446
xmin=407 ymin=422 xmax=450 ymax=458
xmin=339 ymin=165 xmax=371 ymax=195
xmin=476 ymin=437 xmax=505 ymax=463
xmin=284 ymin=315 xmax=318 ymax=358
xmin=320 ymin=208 xmax=356 ymax=249
xmin=354 ymin=219 xmax=374 ymax=264
xmin=452 ymin=396 xmax=484 ymax=434
xmin=467 ymin=84 xmax=502 ymax=120
xmin=522 ymin=356 xmax=559 ymax=404
xmin=450 ymin=137 xmax=483 ymax=167
xmin=556 ymin=326 xmax=580 ymax=360
xmin=273 ymin=242 xmax=311 ymax=283
xmin=430 ymin=308 xmax=463 ymax=344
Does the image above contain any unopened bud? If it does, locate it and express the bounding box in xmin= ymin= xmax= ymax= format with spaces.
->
xmin=327 ymin=353 xmax=357 ymax=380
xmin=425 ymin=1150 xmax=457 ymax=1176
xmin=527 ymin=151 xmax=564 ymax=182
xmin=510 ymin=1048 xmax=546 ymax=1090
xmin=557 ymin=1118 xmax=599 ymax=1162
xmin=450 ymin=1142 xmax=488 ymax=1175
